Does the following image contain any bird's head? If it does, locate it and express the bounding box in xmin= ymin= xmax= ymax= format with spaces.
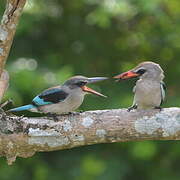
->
xmin=63 ymin=76 xmax=108 ymax=97
xmin=114 ymin=61 xmax=164 ymax=81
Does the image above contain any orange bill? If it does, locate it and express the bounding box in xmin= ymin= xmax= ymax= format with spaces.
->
xmin=81 ymin=86 xmax=107 ymax=98
xmin=114 ymin=71 xmax=139 ymax=80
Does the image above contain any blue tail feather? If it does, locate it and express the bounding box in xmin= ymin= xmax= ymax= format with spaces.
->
xmin=8 ymin=104 xmax=35 ymax=112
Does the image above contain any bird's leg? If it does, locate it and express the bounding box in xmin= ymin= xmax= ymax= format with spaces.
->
xmin=74 ymin=110 xmax=84 ymax=114
xmin=46 ymin=113 xmax=59 ymax=121
xmin=154 ymin=106 xmax=162 ymax=111
xmin=127 ymin=104 xmax=138 ymax=112
xmin=67 ymin=111 xmax=81 ymax=115
xmin=79 ymin=110 xmax=84 ymax=113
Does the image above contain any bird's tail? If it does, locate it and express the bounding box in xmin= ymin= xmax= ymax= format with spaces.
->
xmin=8 ymin=104 xmax=35 ymax=112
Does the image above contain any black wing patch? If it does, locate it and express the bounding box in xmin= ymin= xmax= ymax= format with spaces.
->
xmin=39 ymin=88 xmax=69 ymax=103
xmin=32 ymin=88 xmax=69 ymax=106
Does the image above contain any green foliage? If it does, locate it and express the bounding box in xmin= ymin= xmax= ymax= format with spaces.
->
xmin=130 ymin=141 xmax=157 ymax=160
xmin=1 ymin=0 xmax=180 ymax=179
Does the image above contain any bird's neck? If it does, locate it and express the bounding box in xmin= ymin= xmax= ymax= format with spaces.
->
xmin=138 ymin=78 xmax=159 ymax=84
xmin=139 ymin=75 xmax=164 ymax=82
xmin=141 ymin=71 xmax=164 ymax=81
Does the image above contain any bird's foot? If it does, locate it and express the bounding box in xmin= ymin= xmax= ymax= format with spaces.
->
xmin=47 ymin=113 xmax=59 ymax=121
xmin=154 ymin=106 xmax=162 ymax=111
xmin=67 ymin=111 xmax=81 ymax=116
xmin=59 ymin=112 xmax=82 ymax=117
xmin=127 ymin=105 xmax=138 ymax=112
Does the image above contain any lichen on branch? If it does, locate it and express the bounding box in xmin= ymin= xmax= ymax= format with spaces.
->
xmin=1 ymin=108 xmax=180 ymax=165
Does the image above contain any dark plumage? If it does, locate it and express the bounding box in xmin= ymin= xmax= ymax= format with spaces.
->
xmin=38 ymin=88 xmax=68 ymax=104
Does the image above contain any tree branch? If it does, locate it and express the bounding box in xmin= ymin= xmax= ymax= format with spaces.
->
xmin=0 ymin=0 xmax=26 ymax=101
xmin=0 ymin=108 xmax=180 ymax=165
xmin=0 ymin=69 xmax=9 ymax=102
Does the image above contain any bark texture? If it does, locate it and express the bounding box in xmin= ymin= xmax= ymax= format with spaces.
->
xmin=1 ymin=108 xmax=180 ymax=165
xmin=0 ymin=0 xmax=26 ymax=75
xmin=0 ymin=0 xmax=26 ymax=102
xmin=0 ymin=70 xmax=9 ymax=102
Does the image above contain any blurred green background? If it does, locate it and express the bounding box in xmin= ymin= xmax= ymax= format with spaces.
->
xmin=1 ymin=0 xmax=180 ymax=179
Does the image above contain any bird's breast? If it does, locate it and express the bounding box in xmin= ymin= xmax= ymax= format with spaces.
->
xmin=66 ymin=92 xmax=85 ymax=110
xmin=39 ymin=92 xmax=84 ymax=114
xmin=135 ymin=80 xmax=161 ymax=108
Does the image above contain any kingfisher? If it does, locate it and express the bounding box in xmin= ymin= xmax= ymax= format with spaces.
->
xmin=114 ymin=61 xmax=166 ymax=111
xmin=9 ymin=76 xmax=108 ymax=114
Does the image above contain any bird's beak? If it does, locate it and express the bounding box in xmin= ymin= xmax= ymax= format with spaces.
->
xmin=87 ymin=77 xmax=108 ymax=83
xmin=81 ymin=86 xmax=107 ymax=98
xmin=80 ymin=77 xmax=107 ymax=97
xmin=113 ymin=71 xmax=139 ymax=80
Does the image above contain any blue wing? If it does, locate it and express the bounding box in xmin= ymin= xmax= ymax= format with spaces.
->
xmin=32 ymin=87 xmax=69 ymax=106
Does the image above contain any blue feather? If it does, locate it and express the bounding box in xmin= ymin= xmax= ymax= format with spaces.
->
xmin=33 ymin=96 xmax=52 ymax=106
xmin=32 ymin=88 xmax=68 ymax=105
xmin=9 ymin=87 xmax=68 ymax=113
xmin=8 ymin=104 xmax=35 ymax=112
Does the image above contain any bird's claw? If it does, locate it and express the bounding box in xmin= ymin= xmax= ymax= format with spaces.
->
xmin=154 ymin=106 xmax=162 ymax=111
xmin=68 ymin=111 xmax=81 ymax=115
xmin=47 ymin=113 xmax=59 ymax=121
xmin=127 ymin=105 xmax=137 ymax=112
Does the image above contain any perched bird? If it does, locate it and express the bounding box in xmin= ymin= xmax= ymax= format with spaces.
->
xmin=114 ymin=61 xmax=166 ymax=111
xmin=9 ymin=76 xmax=107 ymax=114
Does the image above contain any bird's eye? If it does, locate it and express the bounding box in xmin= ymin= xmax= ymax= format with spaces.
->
xmin=76 ymin=81 xmax=87 ymax=87
xmin=136 ymin=69 xmax=146 ymax=75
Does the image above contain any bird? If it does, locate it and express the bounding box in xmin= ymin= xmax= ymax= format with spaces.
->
xmin=8 ymin=76 xmax=108 ymax=114
xmin=114 ymin=61 xmax=166 ymax=111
